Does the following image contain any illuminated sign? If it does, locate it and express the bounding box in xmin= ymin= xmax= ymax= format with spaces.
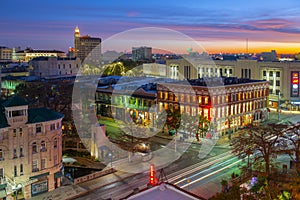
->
xmin=291 ymin=72 xmax=299 ymax=97
xmin=149 ymin=164 xmax=158 ymax=186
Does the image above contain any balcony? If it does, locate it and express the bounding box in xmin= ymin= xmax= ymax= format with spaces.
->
xmin=32 ymin=168 xmax=39 ymax=173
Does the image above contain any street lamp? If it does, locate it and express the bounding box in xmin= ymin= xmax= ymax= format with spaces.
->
xmin=12 ymin=183 xmax=22 ymax=200
xmin=278 ymin=91 xmax=281 ymax=121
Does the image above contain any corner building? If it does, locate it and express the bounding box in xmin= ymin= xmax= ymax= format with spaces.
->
xmin=157 ymin=77 xmax=270 ymax=137
xmin=0 ymin=96 xmax=64 ymax=199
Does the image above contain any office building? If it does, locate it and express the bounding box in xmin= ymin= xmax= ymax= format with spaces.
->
xmin=74 ymin=26 xmax=101 ymax=62
xmin=132 ymin=47 xmax=152 ymax=62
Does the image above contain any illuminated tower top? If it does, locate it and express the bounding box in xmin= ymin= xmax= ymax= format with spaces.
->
xmin=74 ymin=26 xmax=80 ymax=38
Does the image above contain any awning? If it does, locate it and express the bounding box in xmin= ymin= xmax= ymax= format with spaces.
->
xmin=54 ymin=171 xmax=63 ymax=179
xmin=0 ymin=183 xmax=6 ymax=190
xmin=30 ymin=172 xmax=49 ymax=180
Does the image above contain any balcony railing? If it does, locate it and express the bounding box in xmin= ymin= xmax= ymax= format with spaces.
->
xmin=32 ymin=168 xmax=39 ymax=173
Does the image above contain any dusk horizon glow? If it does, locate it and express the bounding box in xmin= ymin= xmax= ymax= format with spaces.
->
xmin=1 ymin=0 xmax=300 ymax=54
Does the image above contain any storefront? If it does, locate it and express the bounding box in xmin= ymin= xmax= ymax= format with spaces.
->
xmin=30 ymin=172 xmax=49 ymax=197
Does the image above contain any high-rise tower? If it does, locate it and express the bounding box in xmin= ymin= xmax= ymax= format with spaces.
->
xmin=73 ymin=26 xmax=101 ymax=63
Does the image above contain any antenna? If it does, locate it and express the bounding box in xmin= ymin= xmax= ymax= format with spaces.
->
xmin=246 ymin=38 xmax=249 ymax=54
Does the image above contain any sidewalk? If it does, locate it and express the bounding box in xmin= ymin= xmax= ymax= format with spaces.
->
xmin=30 ymin=170 xmax=136 ymax=200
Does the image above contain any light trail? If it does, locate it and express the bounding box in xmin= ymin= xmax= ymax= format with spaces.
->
xmin=173 ymin=156 xmax=238 ymax=185
xmin=180 ymin=159 xmax=242 ymax=188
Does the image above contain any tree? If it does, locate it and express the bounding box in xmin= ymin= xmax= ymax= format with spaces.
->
xmin=197 ymin=115 xmax=210 ymax=140
xmin=281 ymin=122 xmax=300 ymax=175
xmin=231 ymin=124 xmax=284 ymax=180
xmin=156 ymin=108 xmax=181 ymax=136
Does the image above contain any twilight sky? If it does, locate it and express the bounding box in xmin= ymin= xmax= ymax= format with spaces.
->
xmin=1 ymin=0 xmax=300 ymax=54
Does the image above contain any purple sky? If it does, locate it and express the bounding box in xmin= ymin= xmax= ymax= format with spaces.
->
xmin=1 ymin=0 xmax=300 ymax=53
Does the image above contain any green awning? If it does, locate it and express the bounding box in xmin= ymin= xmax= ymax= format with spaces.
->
xmin=54 ymin=171 xmax=63 ymax=178
xmin=0 ymin=183 xmax=7 ymax=190
xmin=30 ymin=172 xmax=49 ymax=180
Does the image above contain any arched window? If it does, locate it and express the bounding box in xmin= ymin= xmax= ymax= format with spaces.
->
xmin=32 ymin=142 xmax=37 ymax=154
xmin=41 ymin=141 xmax=46 ymax=152
xmin=54 ymin=138 xmax=57 ymax=148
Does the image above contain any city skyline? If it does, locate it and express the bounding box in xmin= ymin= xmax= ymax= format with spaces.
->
xmin=1 ymin=0 xmax=300 ymax=54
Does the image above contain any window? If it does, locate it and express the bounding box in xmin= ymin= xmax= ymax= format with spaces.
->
xmin=69 ymin=64 xmax=72 ymax=69
xmin=276 ymin=71 xmax=280 ymax=77
xmin=58 ymin=64 xmax=60 ymax=69
xmin=269 ymin=71 xmax=273 ymax=77
xmin=276 ymin=90 xmax=280 ymax=95
xmin=41 ymin=141 xmax=46 ymax=152
xmin=50 ymin=124 xmax=55 ymax=131
xmin=276 ymin=80 xmax=280 ymax=86
xmin=20 ymin=146 xmax=24 ymax=157
xmin=56 ymin=122 xmax=60 ymax=129
xmin=20 ymin=164 xmax=23 ymax=175
xmin=36 ymin=124 xmax=42 ymax=133
xmin=0 ymin=149 xmax=3 ymax=161
xmin=32 ymin=142 xmax=37 ymax=154
xmin=19 ymin=128 xmax=23 ymax=137
xmin=13 ymin=148 xmax=17 ymax=159
xmin=63 ymin=64 xmax=65 ymax=69
xmin=54 ymin=155 xmax=58 ymax=165
xmin=229 ymin=69 xmax=233 ymax=74
xmin=54 ymin=138 xmax=58 ymax=148
xmin=32 ymin=160 xmax=39 ymax=172
xmin=14 ymin=165 xmax=17 ymax=177
xmin=13 ymin=129 xmax=17 ymax=137
xmin=41 ymin=159 xmax=46 ymax=170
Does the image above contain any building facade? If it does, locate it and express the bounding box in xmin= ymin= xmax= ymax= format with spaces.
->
xmin=29 ymin=57 xmax=81 ymax=78
xmin=0 ymin=47 xmax=12 ymax=62
xmin=95 ymin=76 xmax=269 ymax=138
xmin=165 ymin=58 xmax=300 ymax=110
xmin=74 ymin=26 xmax=101 ymax=62
xmin=15 ymin=49 xmax=66 ymax=62
xmin=0 ymin=96 xmax=64 ymax=199
xmin=95 ymin=76 xmax=157 ymax=127
xmin=157 ymin=77 xmax=270 ymax=137
xmin=132 ymin=47 xmax=152 ymax=62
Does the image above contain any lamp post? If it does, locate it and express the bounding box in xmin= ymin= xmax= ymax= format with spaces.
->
xmin=12 ymin=183 xmax=22 ymax=200
xmin=278 ymin=91 xmax=281 ymax=121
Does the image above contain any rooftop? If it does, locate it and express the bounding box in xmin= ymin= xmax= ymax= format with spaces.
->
xmin=127 ymin=182 xmax=205 ymax=200
xmin=27 ymin=107 xmax=64 ymax=124
xmin=171 ymin=77 xmax=267 ymax=87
